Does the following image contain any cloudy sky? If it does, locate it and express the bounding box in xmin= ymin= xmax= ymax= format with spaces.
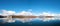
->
xmin=0 ymin=0 xmax=60 ymax=15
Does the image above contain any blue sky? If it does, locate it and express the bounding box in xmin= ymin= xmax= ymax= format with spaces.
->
xmin=0 ymin=0 xmax=60 ymax=14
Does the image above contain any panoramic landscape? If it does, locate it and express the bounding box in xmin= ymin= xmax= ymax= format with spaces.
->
xmin=0 ymin=0 xmax=60 ymax=26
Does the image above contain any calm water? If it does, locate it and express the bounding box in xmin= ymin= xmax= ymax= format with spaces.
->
xmin=0 ymin=19 xmax=60 ymax=26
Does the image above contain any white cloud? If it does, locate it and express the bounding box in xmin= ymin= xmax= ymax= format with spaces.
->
xmin=7 ymin=11 xmax=16 ymax=15
xmin=1 ymin=10 xmax=33 ymax=16
xmin=39 ymin=12 xmax=56 ymax=16
xmin=0 ymin=10 xmax=60 ymax=16
xmin=0 ymin=13 xmax=2 ymax=15
xmin=1 ymin=10 xmax=16 ymax=16
xmin=32 ymin=13 xmax=40 ymax=16
xmin=19 ymin=11 xmax=32 ymax=16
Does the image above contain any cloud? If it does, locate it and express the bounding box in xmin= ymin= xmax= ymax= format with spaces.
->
xmin=17 ymin=11 xmax=32 ymax=16
xmin=1 ymin=10 xmax=33 ymax=16
xmin=0 ymin=10 xmax=60 ymax=16
xmin=39 ymin=12 xmax=56 ymax=16
xmin=1 ymin=10 xmax=16 ymax=16
xmin=7 ymin=11 xmax=16 ymax=15
xmin=0 ymin=13 xmax=2 ymax=15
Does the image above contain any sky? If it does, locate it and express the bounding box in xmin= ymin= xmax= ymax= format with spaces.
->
xmin=0 ymin=0 xmax=60 ymax=15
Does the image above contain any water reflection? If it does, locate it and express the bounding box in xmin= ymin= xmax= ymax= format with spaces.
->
xmin=0 ymin=16 xmax=60 ymax=26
